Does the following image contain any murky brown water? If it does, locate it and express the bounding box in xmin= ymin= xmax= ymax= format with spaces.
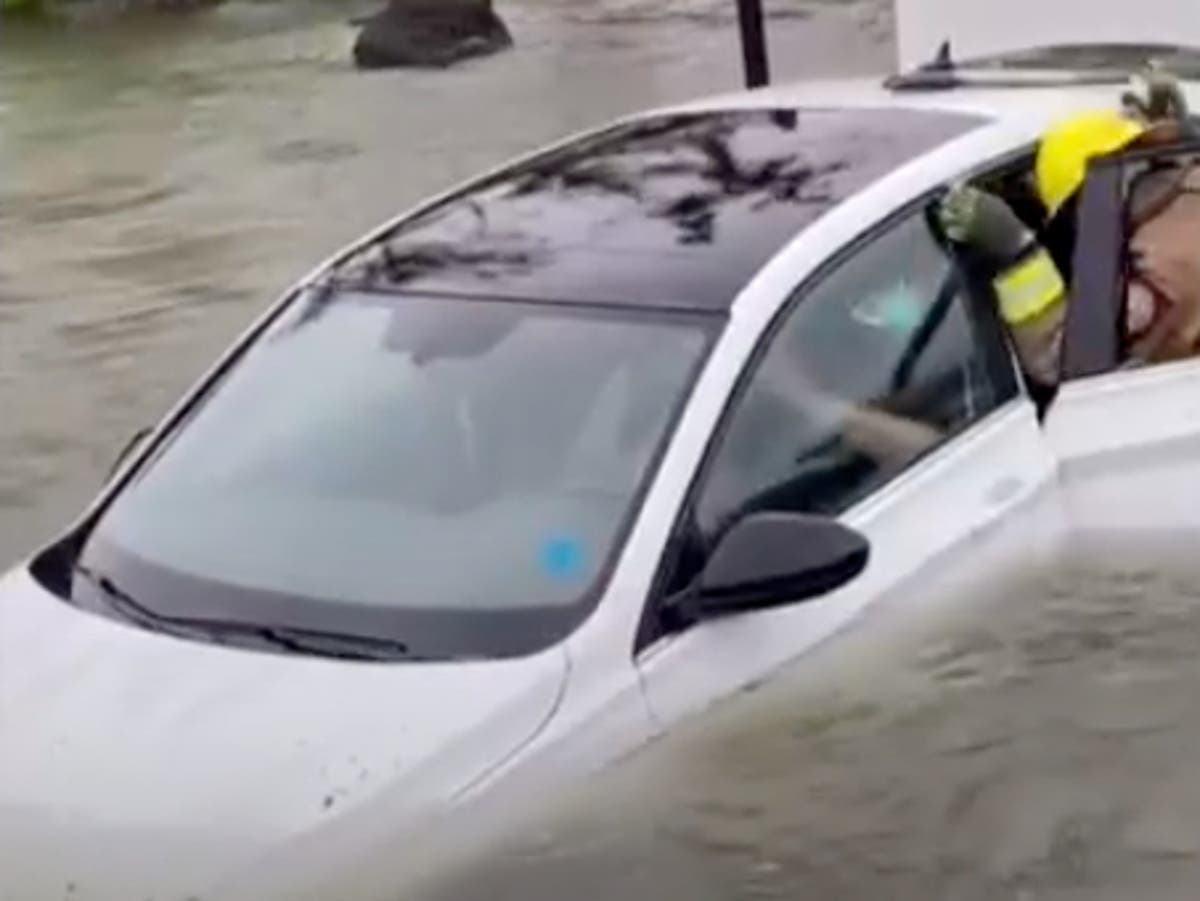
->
xmin=0 ymin=0 xmax=891 ymax=566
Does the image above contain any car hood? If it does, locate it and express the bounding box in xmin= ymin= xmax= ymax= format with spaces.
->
xmin=0 ymin=565 xmax=568 ymax=901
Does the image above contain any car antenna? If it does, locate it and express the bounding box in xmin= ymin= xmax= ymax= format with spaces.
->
xmin=885 ymin=39 xmax=961 ymax=91
xmin=925 ymin=40 xmax=955 ymax=72
xmin=736 ymin=0 xmax=770 ymax=88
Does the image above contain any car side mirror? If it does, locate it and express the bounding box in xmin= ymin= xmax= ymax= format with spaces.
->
xmin=676 ymin=512 xmax=869 ymax=623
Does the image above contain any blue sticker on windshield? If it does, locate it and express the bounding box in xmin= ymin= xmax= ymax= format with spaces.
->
xmin=541 ymin=536 xmax=587 ymax=582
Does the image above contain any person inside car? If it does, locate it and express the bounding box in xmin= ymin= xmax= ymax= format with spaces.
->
xmin=937 ymin=66 xmax=1200 ymax=389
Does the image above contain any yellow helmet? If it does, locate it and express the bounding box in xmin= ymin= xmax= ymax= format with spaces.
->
xmin=1035 ymin=110 xmax=1148 ymax=219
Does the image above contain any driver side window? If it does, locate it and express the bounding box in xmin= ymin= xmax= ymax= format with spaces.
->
xmin=691 ymin=206 xmax=1017 ymax=549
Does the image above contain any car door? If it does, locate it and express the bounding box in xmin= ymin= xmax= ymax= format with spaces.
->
xmin=636 ymin=199 xmax=1059 ymax=728
xmin=1046 ymin=142 xmax=1200 ymax=529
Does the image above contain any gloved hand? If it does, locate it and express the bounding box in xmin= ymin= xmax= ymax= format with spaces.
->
xmin=1122 ymin=62 xmax=1191 ymax=125
xmin=936 ymin=183 xmax=1035 ymax=264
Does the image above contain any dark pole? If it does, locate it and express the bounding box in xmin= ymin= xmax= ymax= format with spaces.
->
xmin=736 ymin=0 xmax=770 ymax=88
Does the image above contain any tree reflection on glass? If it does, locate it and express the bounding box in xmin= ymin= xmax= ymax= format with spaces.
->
xmin=329 ymin=110 xmax=848 ymax=295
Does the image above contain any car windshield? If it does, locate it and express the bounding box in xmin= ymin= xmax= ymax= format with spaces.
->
xmin=75 ymin=290 xmax=713 ymax=659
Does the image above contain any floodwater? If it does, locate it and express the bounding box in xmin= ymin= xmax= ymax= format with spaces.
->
xmin=0 ymin=0 xmax=891 ymax=566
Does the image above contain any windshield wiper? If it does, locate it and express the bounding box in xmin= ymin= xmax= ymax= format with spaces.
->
xmin=73 ymin=564 xmax=414 ymax=661
xmin=252 ymin=626 xmax=414 ymax=661
xmin=74 ymin=563 xmax=183 ymax=632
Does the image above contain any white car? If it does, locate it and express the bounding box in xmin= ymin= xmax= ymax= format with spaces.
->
xmin=5 ymin=1 xmax=1200 ymax=896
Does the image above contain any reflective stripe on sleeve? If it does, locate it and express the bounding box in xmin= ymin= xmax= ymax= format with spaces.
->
xmin=993 ymin=249 xmax=1066 ymax=325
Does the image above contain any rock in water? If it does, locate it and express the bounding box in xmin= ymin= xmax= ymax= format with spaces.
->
xmin=353 ymin=0 xmax=513 ymax=70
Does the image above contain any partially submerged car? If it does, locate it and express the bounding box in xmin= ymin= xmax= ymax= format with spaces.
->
xmin=5 ymin=0 xmax=1200 ymax=896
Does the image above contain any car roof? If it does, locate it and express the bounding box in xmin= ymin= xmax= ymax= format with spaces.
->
xmin=321 ymin=75 xmax=1200 ymax=318
xmin=326 ymin=104 xmax=985 ymax=314
xmin=896 ymin=0 xmax=1200 ymax=72
xmin=675 ymin=73 xmax=1200 ymax=133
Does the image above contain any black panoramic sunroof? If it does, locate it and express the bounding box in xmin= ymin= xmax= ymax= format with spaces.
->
xmin=332 ymin=106 xmax=985 ymax=312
